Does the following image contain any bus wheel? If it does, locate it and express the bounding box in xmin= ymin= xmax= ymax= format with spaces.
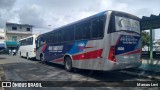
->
xmin=40 ymin=55 xmax=46 ymax=64
xmin=64 ymin=57 xmax=72 ymax=72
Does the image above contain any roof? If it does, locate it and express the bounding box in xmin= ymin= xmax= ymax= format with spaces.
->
xmin=6 ymin=22 xmax=34 ymax=27
xmin=141 ymin=14 xmax=160 ymax=30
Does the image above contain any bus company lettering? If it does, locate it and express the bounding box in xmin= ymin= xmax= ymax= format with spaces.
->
xmin=120 ymin=35 xmax=138 ymax=44
xmin=78 ymin=43 xmax=85 ymax=50
xmin=48 ymin=45 xmax=63 ymax=52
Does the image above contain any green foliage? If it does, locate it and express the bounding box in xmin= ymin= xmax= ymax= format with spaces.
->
xmin=142 ymin=31 xmax=150 ymax=47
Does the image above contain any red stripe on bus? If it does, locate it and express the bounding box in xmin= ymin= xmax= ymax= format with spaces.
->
xmin=72 ymin=49 xmax=103 ymax=60
xmin=52 ymin=49 xmax=103 ymax=62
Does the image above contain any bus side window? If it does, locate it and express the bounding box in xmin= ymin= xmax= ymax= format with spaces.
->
xmin=83 ymin=22 xmax=91 ymax=39
xmin=58 ymin=30 xmax=62 ymax=42
xmin=68 ymin=26 xmax=74 ymax=41
xmin=91 ymin=19 xmax=99 ymax=38
xmin=98 ymin=16 xmax=105 ymax=38
xmin=91 ymin=17 xmax=104 ymax=39
xmin=75 ymin=24 xmax=83 ymax=40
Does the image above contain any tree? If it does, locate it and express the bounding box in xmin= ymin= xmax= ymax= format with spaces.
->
xmin=142 ymin=31 xmax=150 ymax=48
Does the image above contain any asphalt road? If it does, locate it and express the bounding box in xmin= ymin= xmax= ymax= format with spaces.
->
xmin=0 ymin=54 xmax=159 ymax=90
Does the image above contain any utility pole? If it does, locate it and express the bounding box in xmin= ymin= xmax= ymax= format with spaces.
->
xmin=150 ymin=27 xmax=153 ymax=64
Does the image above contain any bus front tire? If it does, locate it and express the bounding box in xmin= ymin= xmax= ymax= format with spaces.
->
xmin=64 ymin=57 xmax=73 ymax=72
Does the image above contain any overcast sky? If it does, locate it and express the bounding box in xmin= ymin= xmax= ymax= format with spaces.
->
xmin=0 ymin=0 xmax=160 ymax=39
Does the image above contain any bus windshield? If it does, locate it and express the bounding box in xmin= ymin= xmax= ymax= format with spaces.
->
xmin=115 ymin=16 xmax=140 ymax=33
xmin=108 ymin=11 xmax=140 ymax=34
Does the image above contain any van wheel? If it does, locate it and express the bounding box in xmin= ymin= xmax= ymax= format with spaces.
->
xmin=26 ymin=53 xmax=29 ymax=60
xmin=64 ymin=57 xmax=73 ymax=72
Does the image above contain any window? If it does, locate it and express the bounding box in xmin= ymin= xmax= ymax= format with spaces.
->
xmin=27 ymin=37 xmax=33 ymax=45
xmin=98 ymin=16 xmax=105 ymax=37
xmin=12 ymin=27 xmax=17 ymax=30
xmin=75 ymin=24 xmax=83 ymax=40
xmin=12 ymin=36 xmax=17 ymax=41
xmin=45 ymin=33 xmax=53 ymax=43
xmin=57 ymin=31 xmax=62 ymax=42
xmin=20 ymin=39 xmax=26 ymax=46
xmin=26 ymin=28 xmax=30 ymax=31
xmin=20 ymin=37 xmax=33 ymax=46
xmin=91 ymin=19 xmax=99 ymax=38
xmin=83 ymin=22 xmax=91 ymax=39
xmin=19 ymin=27 xmax=22 ymax=29
xmin=91 ymin=16 xmax=105 ymax=38
xmin=0 ymin=36 xmax=4 ymax=39
xmin=64 ymin=27 xmax=74 ymax=41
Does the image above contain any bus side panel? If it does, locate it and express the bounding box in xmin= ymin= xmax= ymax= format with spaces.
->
xmin=69 ymin=40 xmax=104 ymax=70
xmin=42 ymin=40 xmax=105 ymax=70
xmin=41 ymin=42 xmax=73 ymax=65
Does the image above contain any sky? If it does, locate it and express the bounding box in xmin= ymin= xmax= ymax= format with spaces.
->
xmin=0 ymin=0 xmax=160 ymax=39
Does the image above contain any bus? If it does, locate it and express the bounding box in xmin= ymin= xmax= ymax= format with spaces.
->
xmin=18 ymin=35 xmax=37 ymax=59
xmin=35 ymin=10 xmax=142 ymax=71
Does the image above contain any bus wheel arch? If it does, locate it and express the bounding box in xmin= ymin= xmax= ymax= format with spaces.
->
xmin=64 ymin=55 xmax=73 ymax=72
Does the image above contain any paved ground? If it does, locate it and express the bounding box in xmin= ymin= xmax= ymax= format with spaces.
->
xmin=0 ymin=54 xmax=159 ymax=90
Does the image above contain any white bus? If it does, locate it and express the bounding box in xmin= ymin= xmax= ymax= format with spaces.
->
xmin=18 ymin=35 xmax=37 ymax=59
xmin=36 ymin=10 xmax=142 ymax=71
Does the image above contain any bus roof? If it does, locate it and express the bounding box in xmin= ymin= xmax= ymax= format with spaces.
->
xmin=40 ymin=11 xmax=107 ymax=36
xmin=39 ymin=10 xmax=139 ymax=36
xmin=19 ymin=34 xmax=37 ymax=41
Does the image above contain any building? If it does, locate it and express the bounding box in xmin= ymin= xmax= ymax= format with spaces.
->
xmin=0 ymin=29 xmax=6 ymax=51
xmin=0 ymin=29 xmax=5 ymax=43
xmin=5 ymin=23 xmax=33 ymax=49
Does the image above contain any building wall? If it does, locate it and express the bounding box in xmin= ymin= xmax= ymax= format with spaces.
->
xmin=5 ymin=33 xmax=32 ymax=41
xmin=4 ymin=23 xmax=34 ymax=49
xmin=5 ymin=23 xmax=33 ymax=42
xmin=6 ymin=24 xmax=32 ymax=34
xmin=0 ymin=32 xmax=5 ymax=43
